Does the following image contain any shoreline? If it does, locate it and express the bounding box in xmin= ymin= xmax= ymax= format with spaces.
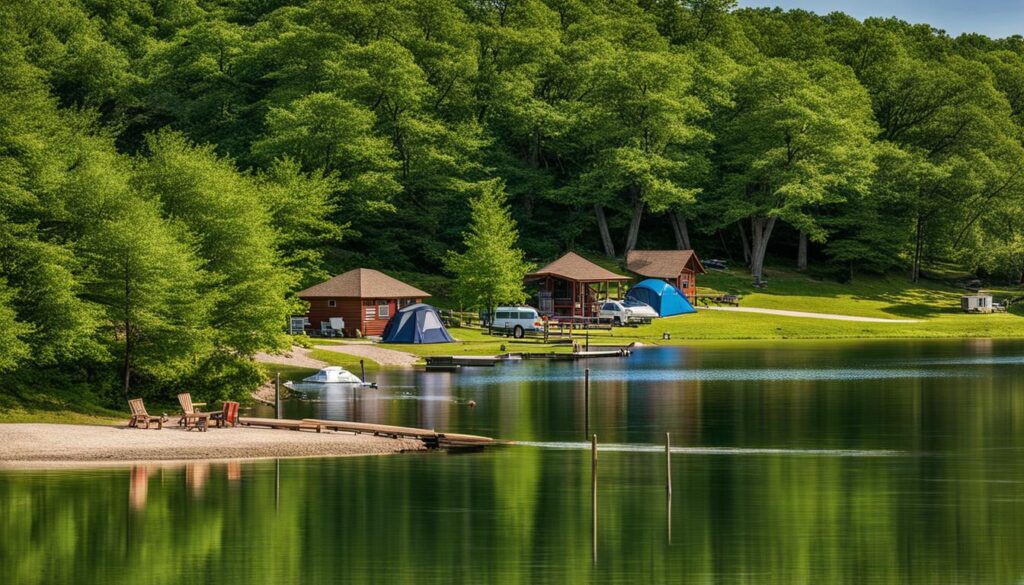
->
xmin=0 ymin=423 xmax=426 ymax=469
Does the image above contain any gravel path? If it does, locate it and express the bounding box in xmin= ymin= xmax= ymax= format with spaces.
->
xmin=314 ymin=344 xmax=420 ymax=367
xmin=701 ymin=306 xmax=920 ymax=323
xmin=0 ymin=424 xmax=424 ymax=468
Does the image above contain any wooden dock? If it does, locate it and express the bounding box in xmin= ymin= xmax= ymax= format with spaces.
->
xmin=425 ymin=355 xmax=500 ymax=368
xmin=425 ymin=346 xmax=630 ymax=370
xmin=238 ymin=416 xmax=495 ymax=449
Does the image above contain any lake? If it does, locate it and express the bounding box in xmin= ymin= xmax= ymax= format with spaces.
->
xmin=4 ymin=339 xmax=1024 ymax=584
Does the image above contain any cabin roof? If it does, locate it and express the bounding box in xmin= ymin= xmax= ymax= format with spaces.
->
xmin=625 ymin=250 xmax=705 ymax=278
xmin=526 ymin=252 xmax=628 ymax=282
xmin=297 ymin=268 xmax=430 ymax=299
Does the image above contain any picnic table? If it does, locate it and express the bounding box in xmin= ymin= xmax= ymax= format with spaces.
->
xmin=696 ymin=294 xmax=741 ymax=307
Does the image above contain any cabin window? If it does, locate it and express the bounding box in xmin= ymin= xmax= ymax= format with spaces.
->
xmin=681 ymin=279 xmax=689 ymax=289
xmin=364 ymin=305 xmax=376 ymax=320
xmin=378 ymin=300 xmax=390 ymax=318
xmin=328 ymin=300 xmax=336 ymax=307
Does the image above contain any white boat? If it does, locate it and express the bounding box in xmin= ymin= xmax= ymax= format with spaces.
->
xmin=302 ymin=366 xmax=364 ymax=384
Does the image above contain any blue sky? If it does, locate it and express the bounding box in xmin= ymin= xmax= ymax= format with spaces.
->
xmin=737 ymin=1 xmax=1024 ymax=38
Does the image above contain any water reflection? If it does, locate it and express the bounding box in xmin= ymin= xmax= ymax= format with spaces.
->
xmin=129 ymin=465 xmax=149 ymax=510
xmin=4 ymin=339 xmax=1024 ymax=584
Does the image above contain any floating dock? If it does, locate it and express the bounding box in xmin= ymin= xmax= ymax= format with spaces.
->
xmin=237 ymin=417 xmax=495 ymax=449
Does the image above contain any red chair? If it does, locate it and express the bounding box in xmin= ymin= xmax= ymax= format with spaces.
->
xmin=213 ymin=401 xmax=240 ymax=428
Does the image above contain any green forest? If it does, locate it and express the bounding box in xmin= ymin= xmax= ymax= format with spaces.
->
xmin=4 ymin=0 xmax=1024 ymax=404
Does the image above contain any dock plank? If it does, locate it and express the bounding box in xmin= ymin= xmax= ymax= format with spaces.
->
xmin=237 ymin=416 xmax=495 ymax=449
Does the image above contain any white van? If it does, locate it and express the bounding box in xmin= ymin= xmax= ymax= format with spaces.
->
xmin=491 ymin=306 xmax=543 ymax=338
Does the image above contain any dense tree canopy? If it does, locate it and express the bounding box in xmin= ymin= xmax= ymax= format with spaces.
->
xmin=4 ymin=0 xmax=1024 ymax=403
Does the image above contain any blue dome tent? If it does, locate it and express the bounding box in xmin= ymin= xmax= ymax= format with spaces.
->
xmin=625 ymin=279 xmax=696 ymax=317
xmin=381 ymin=303 xmax=455 ymax=344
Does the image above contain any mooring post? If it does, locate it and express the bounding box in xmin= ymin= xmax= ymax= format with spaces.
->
xmin=275 ymin=372 xmax=281 ymax=419
xmin=360 ymin=359 xmax=366 ymax=383
xmin=666 ymin=432 xmax=672 ymax=495
xmin=584 ymin=368 xmax=591 ymax=436
xmin=591 ymin=433 xmax=598 ymax=564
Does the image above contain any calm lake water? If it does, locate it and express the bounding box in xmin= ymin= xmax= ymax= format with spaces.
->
xmin=5 ymin=339 xmax=1024 ymax=584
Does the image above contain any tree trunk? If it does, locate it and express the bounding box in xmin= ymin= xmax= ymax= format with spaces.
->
xmin=669 ymin=211 xmax=691 ymax=250
xmin=797 ymin=231 xmax=807 ymax=271
xmin=594 ymin=204 xmax=616 ymax=258
xmin=738 ymin=222 xmax=751 ymax=266
xmin=912 ymin=214 xmax=923 ymax=283
xmin=749 ymin=217 xmax=777 ymax=286
xmin=122 ymin=323 xmax=131 ymax=398
xmin=624 ymin=193 xmax=644 ymax=253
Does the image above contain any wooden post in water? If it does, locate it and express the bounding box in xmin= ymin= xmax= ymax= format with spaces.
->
xmin=666 ymin=432 xmax=672 ymax=496
xmin=275 ymin=372 xmax=281 ymax=419
xmin=591 ymin=433 xmax=598 ymax=564
xmin=360 ymin=359 xmax=366 ymax=383
xmin=275 ymin=458 xmax=281 ymax=512
xmin=584 ymin=368 xmax=590 ymax=436
xmin=666 ymin=489 xmax=672 ymax=544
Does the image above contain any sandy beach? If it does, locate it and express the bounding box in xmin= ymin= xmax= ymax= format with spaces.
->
xmin=0 ymin=423 xmax=425 ymax=468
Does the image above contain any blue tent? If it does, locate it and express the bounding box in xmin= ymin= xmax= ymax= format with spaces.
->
xmin=381 ymin=303 xmax=454 ymax=344
xmin=625 ymin=279 xmax=696 ymax=317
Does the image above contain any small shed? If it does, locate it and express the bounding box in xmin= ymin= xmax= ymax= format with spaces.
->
xmin=297 ymin=269 xmax=429 ymax=337
xmin=625 ymin=250 xmax=705 ymax=301
xmin=961 ymin=294 xmax=993 ymax=313
xmin=524 ymin=252 xmax=630 ymax=319
xmin=626 ymin=279 xmax=696 ymax=317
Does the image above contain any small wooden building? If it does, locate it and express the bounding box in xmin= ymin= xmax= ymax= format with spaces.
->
xmin=625 ymin=250 xmax=705 ymax=301
xmin=297 ymin=269 xmax=429 ymax=337
xmin=525 ymin=252 xmax=630 ymax=319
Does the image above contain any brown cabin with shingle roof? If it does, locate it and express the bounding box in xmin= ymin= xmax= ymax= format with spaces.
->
xmin=625 ymin=250 xmax=705 ymax=301
xmin=524 ymin=252 xmax=630 ymax=319
xmin=297 ymin=268 xmax=429 ymax=337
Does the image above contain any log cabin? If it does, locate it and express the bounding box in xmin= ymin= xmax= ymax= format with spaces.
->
xmin=625 ymin=250 xmax=705 ymax=301
xmin=297 ymin=269 xmax=429 ymax=337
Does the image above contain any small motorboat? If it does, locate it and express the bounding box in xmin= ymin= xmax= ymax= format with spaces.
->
xmin=302 ymin=366 xmax=364 ymax=384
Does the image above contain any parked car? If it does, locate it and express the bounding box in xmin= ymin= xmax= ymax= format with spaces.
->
xmin=704 ymin=258 xmax=728 ymax=270
xmin=490 ymin=306 xmax=544 ymax=338
xmin=599 ymin=299 xmax=658 ymax=325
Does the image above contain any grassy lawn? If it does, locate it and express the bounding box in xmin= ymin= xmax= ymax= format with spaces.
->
xmin=696 ymin=266 xmax=1019 ymax=319
xmin=0 ymin=409 xmax=124 ymax=425
xmin=0 ymin=388 xmax=125 ymax=425
xmin=307 ymin=349 xmax=384 ymax=373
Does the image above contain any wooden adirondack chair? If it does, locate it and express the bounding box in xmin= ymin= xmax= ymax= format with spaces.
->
xmin=128 ymin=399 xmax=165 ymax=430
xmin=212 ymin=401 xmax=239 ymax=428
xmin=177 ymin=393 xmax=215 ymax=432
